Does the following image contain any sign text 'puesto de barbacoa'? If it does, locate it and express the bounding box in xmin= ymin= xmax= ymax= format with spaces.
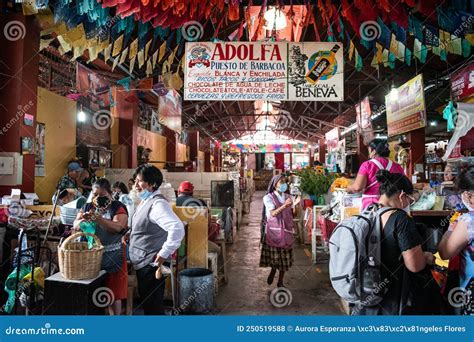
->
xmin=184 ymin=42 xmax=344 ymax=102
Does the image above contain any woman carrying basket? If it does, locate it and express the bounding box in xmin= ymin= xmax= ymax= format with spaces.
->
xmin=73 ymin=178 xmax=129 ymax=315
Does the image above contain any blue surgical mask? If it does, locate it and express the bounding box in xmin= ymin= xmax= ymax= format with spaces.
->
xmin=138 ymin=189 xmax=153 ymax=200
xmin=278 ymin=183 xmax=288 ymax=193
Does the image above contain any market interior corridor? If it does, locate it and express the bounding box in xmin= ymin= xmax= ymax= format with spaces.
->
xmin=215 ymin=191 xmax=345 ymax=315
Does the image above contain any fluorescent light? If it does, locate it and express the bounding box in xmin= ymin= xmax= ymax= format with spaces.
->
xmin=264 ymin=8 xmax=287 ymax=30
xmin=341 ymin=123 xmax=357 ymax=136
xmin=77 ymin=111 xmax=87 ymax=122
xmin=262 ymin=101 xmax=273 ymax=112
xmin=389 ymin=87 xmax=398 ymax=101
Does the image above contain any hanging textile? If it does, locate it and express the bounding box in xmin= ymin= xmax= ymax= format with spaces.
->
xmin=405 ymin=47 xmax=412 ymax=66
xmin=443 ymin=101 xmax=456 ymax=133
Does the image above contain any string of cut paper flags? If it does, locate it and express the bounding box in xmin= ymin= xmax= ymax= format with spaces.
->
xmin=29 ymin=0 xmax=473 ymax=90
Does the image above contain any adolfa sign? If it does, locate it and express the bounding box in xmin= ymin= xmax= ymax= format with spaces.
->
xmin=184 ymin=42 xmax=344 ymax=101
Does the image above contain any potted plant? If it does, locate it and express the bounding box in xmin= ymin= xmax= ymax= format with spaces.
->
xmin=296 ymin=167 xmax=337 ymax=207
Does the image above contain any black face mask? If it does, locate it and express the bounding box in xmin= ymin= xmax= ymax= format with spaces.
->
xmin=96 ymin=196 xmax=110 ymax=208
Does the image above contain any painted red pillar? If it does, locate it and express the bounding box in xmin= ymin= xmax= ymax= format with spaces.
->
xmin=318 ymin=138 xmax=326 ymax=164
xmin=189 ymin=131 xmax=199 ymax=170
xmin=406 ymin=127 xmax=425 ymax=180
xmin=357 ymin=134 xmax=369 ymax=164
xmin=204 ymin=151 xmax=211 ymax=172
xmin=0 ymin=15 xmax=40 ymax=195
xmin=274 ymin=152 xmax=284 ymax=170
xmin=118 ymin=115 xmax=138 ymax=168
xmin=163 ymin=126 xmax=177 ymax=167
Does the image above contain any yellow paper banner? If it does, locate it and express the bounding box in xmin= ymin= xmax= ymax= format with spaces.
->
xmin=158 ymin=41 xmax=167 ymax=62
xmin=138 ymin=50 xmax=145 ymax=68
xmin=349 ymin=40 xmax=355 ymax=61
xmin=376 ymin=42 xmax=383 ymax=63
xmin=112 ymin=34 xmax=124 ymax=57
xmin=145 ymin=39 xmax=152 ymax=58
xmin=389 ymin=33 xmax=398 ymax=56
xmin=129 ymin=38 xmax=138 ymax=60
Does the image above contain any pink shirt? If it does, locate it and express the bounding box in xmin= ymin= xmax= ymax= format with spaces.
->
xmin=358 ymin=157 xmax=405 ymax=209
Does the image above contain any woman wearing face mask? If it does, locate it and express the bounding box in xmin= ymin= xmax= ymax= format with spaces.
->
xmin=346 ymin=139 xmax=405 ymax=210
xmin=129 ymin=164 xmax=185 ymax=315
xmin=112 ymin=182 xmax=130 ymax=201
xmin=354 ymin=170 xmax=434 ymax=315
xmin=438 ymin=166 xmax=474 ymax=315
xmin=260 ymin=175 xmax=300 ymax=288
xmin=73 ymin=178 xmax=129 ymax=315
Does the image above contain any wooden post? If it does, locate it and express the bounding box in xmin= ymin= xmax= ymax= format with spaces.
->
xmin=318 ymin=138 xmax=326 ymax=163
xmin=406 ymin=127 xmax=425 ymax=180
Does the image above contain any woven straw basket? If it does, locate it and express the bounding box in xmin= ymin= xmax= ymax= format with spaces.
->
xmin=58 ymin=232 xmax=104 ymax=280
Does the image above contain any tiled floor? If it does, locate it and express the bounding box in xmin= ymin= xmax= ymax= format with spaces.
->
xmin=215 ymin=191 xmax=345 ymax=315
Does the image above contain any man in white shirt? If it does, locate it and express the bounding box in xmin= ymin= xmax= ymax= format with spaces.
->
xmin=129 ymin=164 xmax=184 ymax=315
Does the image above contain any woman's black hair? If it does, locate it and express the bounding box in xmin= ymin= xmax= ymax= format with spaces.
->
xmin=93 ymin=178 xmax=112 ymax=195
xmin=456 ymin=165 xmax=474 ymax=191
xmin=113 ymin=181 xmax=129 ymax=194
xmin=368 ymin=138 xmax=390 ymax=158
xmin=376 ymin=170 xmax=414 ymax=196
xmin=135 ymin=164 xmax=163 ymax=190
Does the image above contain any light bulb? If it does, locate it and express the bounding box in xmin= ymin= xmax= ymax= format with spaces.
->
xmin=264 ymin=8 xmax=287 ymax=30
xmin=77 ymin=111 xmax=87 ymax=122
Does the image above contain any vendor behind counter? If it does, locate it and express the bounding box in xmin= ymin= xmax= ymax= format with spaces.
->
xmin=346 ymin=139 xmax=405 ymax=210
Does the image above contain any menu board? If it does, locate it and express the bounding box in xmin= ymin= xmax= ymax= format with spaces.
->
xmin=184 ymin=42 xmax=343 ymax=101
xmin=451 ymin=62 xmax=474 ymax=101
xmin=385 ymin=74 xmax=426 ymax=137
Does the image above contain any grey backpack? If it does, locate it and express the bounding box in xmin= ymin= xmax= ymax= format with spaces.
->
xmin=329 ymin=205 xmax=400 ymax=306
